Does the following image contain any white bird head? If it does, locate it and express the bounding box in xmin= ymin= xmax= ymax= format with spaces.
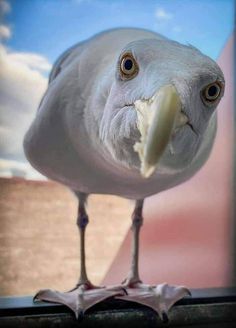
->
xmin=96 ymin=38 xmax=225 ymax=178
xmin=24 ymin=30 xmax=226 ymax=194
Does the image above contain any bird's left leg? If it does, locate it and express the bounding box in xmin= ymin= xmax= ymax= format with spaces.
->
xmin=117 ymin=199 xmax=191 ymax=321
xmin=34 ymin=192 xmax=124 ymax=318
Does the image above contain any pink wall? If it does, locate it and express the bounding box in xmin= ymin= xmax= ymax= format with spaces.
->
xmin=103 ymin=36 xmax=234 ymax=288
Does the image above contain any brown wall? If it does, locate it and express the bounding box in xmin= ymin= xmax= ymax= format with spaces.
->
xmin=0 ymin=177 xmax=132 ymax=296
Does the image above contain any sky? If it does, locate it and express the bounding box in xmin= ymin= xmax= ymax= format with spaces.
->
xmin=0 ymin=0 xmax=234 ymax=179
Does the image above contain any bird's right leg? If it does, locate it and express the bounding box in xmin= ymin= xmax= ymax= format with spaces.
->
xmin=74 ymin=192 xmax=93 ymax=289
xmin=34 ymin=192 xmax=124 ymax=318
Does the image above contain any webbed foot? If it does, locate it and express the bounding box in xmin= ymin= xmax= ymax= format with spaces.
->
xmin=116 ymin=282 xmax=191 ymax=322
xmin=34 ymin=283 xmax=125 ymax=319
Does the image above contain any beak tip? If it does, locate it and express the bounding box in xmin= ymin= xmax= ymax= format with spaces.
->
xmin=141 ymin=163 xmax=156 ymax=178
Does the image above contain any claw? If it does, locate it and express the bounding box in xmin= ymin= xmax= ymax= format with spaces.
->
xmin=75 ymin=308 xmax=84 ymax=321
xmin=161 ymin=311 xmax=169 ymax=323
xmin=186 ymin=289 xmax=192 ymax=297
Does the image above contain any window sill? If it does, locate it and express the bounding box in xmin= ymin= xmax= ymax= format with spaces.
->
xmin=0 ymin=287 xmax=236 ymax=327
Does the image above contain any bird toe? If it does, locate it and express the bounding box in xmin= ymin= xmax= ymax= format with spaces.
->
xmin=161 ymin=311 xmax=169 ymax=323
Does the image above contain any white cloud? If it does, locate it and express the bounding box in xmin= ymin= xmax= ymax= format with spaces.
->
xmin=0 ymin=0 xmax=48 ymax=180
xmin=0 ymin=0 xmax=10 ymax=15
xmin=0 ymin=44 xmax=51 ymax=179
xmin=0 ymin=24 xmax=11 ymax=39
xmin=9 ymin=52 xmax=52 ymax=72
xmin=155 ymin=8 xmax=173 ymax=20
xmin=0 ymin=158 xmax=46 ymax=180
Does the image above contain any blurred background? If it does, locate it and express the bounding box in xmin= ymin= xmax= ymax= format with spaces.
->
xmin=0 ymin=0 xmax=234 ymax=296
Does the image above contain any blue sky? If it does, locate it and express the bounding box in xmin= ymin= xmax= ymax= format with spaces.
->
xmin=5 ymin=0 xmax=235 ymax=64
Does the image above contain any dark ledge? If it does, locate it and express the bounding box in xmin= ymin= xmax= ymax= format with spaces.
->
xmin=1 ymin=287 xmax=236 ymax=327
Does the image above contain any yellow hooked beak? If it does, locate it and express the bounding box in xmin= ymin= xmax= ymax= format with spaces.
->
xmin=134 ymin=85 xmax=186 ymax=178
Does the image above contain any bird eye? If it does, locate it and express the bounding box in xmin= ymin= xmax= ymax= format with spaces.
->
xmin=120 ymin=53 xmax=138 ymax=80
xmin=201 ymin=82 xmax=223 ymax=105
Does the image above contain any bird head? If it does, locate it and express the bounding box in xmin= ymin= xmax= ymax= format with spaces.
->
xmin=93 ymin=38 xmax=225 ymax=178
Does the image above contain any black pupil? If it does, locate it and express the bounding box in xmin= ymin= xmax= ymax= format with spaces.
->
xmin=124 ymin=59 xmax=133 ymax=71
xmin=208 ymin=85 xmax=218 ymax=97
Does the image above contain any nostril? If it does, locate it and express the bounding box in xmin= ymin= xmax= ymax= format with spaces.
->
xmin=174 ymin=111 xmax=189 ymax=130
xmin=187 ymin=121 xmax=198 ymax=136
xmin=172 ymin=111 xmax=198 ymax=137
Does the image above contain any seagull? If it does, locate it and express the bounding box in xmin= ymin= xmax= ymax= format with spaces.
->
xmin=24 ymin=28 xmax=225 ymax=321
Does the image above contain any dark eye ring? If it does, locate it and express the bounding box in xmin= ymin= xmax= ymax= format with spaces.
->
xmin=201 ymin=81 xmax=223 ymax=105
xmin=120 ymin=53 xmax=139 ymax=80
